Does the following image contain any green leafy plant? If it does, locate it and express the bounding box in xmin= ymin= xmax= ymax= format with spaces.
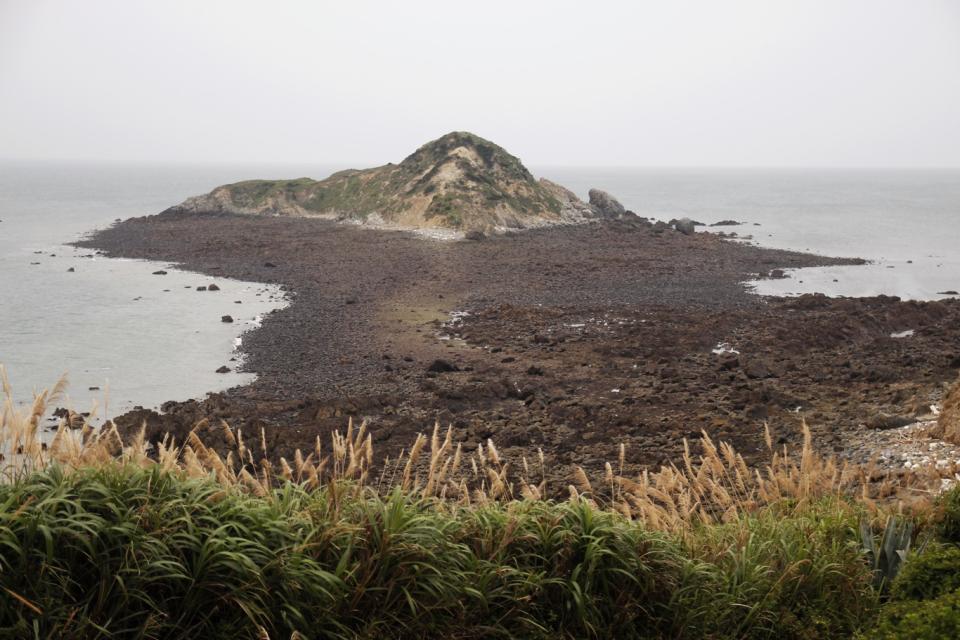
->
xmin=860 ymin=516 xmax=916 ymax=590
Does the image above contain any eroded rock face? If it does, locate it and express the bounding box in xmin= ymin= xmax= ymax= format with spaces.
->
xmin=588 ymin=189 xmax=626 ymax=218
xmin=935 ymin=377 xmax=960 ymax=443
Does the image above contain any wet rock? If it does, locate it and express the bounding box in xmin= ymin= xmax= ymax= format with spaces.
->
xmin=221 ymin=315 xmax=233 ymax=323
xmin=745 ymin=404 xmax=769 ymax=419
xmin=264 ymin=262 xmax=277 ymax=268
xmin=939 ymin=291 xmax=959 ymax=296
xmin=152 ymin=270 xmax=168 ymax=275
xmin=208 ymin=283 xmax=220 ymax=291
xmin=588 ymin=189 xmax=626 ymax=218
xmin=711 ymin=220 xmax=741 ymax=226
xmin=427 ymin=359 xmax=460 ymax=373
xmin=768 ymin=269 xmax=786 ymax=279
xmin=744 ymin=359 xmax=777 ymax=379
xmin=197 ymin=286 xmax=207 ymax=291
xmin=67 ymin=267 xmax=75 ymax=272
xmin=215 ymin=365 xmax=231 ymax=373
xmin=865 ymin=413 xmax=915 ymax=430
xmin=717 ymin=353 xmax=740 ymax=370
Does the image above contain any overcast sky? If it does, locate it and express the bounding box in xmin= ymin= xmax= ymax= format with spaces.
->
xmin=1 ymin=0 xmax=958 ymax=167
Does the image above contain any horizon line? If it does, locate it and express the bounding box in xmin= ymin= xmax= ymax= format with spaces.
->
xmin=1 ymin=156 xmax=959 ymax=172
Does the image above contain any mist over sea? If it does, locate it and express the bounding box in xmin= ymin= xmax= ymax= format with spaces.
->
xmin=1 ymin=162 xmax=958 ymax=417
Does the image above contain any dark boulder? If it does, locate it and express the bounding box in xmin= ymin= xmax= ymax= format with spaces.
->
xmin=588 ymin=189 xmax=626 ymax=218
xmin=865 ymin=413 xmax=915 ymax=430
xmin=672 ymin=218 xmax=696 ymax=235
xmin=427 ymin=359 xmax=460 ymax=373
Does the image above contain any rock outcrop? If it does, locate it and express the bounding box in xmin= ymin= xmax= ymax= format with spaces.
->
xmin=672 ymin=218 xmax=696 ymax=235
xmin=933 ymin=377 xmax=960 ymax=444
xmin=587 ymin=189 xmax=626 ymax=218
xmin=172 ymin=132 xmax=614 ymax=232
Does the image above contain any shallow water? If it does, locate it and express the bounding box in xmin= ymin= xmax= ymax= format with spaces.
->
xmin=0 ymin=162 xmax=341 ymax=416
xmin=538 ymin=167 xmax=960 ymax=300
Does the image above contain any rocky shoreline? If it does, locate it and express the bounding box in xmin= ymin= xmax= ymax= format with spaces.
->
xmin=76 ymin=211 xmax=960 ymax=488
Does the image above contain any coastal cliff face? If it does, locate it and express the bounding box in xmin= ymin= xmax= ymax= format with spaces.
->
xmin=172 ymin=132 xmax=617 ymax=231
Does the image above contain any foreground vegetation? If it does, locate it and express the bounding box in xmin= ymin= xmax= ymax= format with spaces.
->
xmin=2 ymin=370 xmax=960 ymax=638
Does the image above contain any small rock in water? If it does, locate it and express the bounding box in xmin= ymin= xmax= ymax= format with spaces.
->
xmin=234 ymin=300 xmax=242 ymax=304
xmin=221 ymin=315 xmax=234 ymax=323
xmin=215 ymin=365 xmax=231 ymax=373
xmin=939 ymin=290 xmax=959 ymax=296
xmin=67 ymin=267 xmax=75 ymax=272
xmin=196 ymin=286 xmax=207 ymax=291
xmin=88 ymin=386 xmax=100 ymax=391
xmin=152 ymin=270 xmax=168 ymax=275
xmin=208 ymin=283 xmax=220 ymax=291
xmin=264 ymin=262 xmax=277 ymax=268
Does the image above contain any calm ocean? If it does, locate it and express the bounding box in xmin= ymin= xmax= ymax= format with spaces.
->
xmin=2 ymin=163 xmax=958 ymax=417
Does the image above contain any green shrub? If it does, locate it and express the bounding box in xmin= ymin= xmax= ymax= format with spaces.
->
xmin=671 ymin=500 xmax=877 ymax=640
xmin=934 ymin=484 xmax=960 ymax=544
xmin=0 ymin=465 xmax=343 ymax=639
xmin=867 ymin=588 xmax=960 ymax=639
xmin=892 ymin=545 xmax=960 ymax=601
xmin=0 ymin=465 xmax=887 ymax=639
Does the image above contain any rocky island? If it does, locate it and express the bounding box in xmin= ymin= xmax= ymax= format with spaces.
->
xmin=78 ymin=132 xmax=960 ymax=488
xmin=171 ymin=131 xmax=621 ymax=233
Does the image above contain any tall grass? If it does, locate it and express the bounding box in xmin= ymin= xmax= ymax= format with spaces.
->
xmin=0 ymin=369 xmax=951 ymax=638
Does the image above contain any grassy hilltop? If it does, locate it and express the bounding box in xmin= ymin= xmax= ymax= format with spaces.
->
xmin=175 ymin=132 xmax=586 ymax=231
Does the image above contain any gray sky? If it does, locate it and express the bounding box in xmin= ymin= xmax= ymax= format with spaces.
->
xmin=1 ymin=0 xmax=958 ymax=167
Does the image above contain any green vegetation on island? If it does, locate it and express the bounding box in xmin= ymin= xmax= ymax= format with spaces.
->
xmin=179 ymin=132 xmax=570 ymax=231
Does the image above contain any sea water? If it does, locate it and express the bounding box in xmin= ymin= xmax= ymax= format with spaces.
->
xmin=540 ymin=167 xmax=960 ymax=300
xmin=0 ymin=162 xmax=337 ymax=418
